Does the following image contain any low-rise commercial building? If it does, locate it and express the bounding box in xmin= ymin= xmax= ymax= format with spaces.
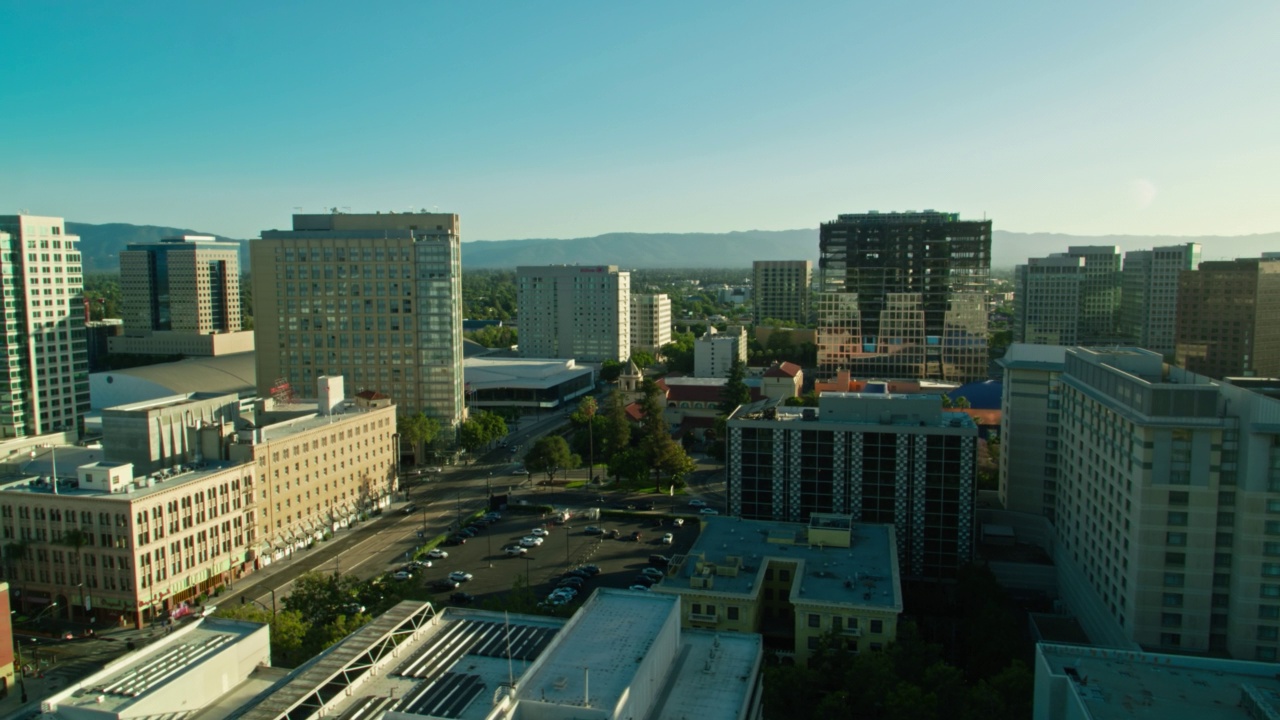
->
xmin=654 ymin=514 xmax=901 ymax=665
xmin=462 ymin=356 xmax=594 ymax=410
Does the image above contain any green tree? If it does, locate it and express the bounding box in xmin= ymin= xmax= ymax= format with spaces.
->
xmin=399 ymin=412 xmax=441 ymax=465
xmin=599 ymin=359 xmax=624 ymax=383
xmin=720 ymin=358 xmax=751 ymax=415
xmin=651 ymin=436 xmax=696 ymax=493
xmin=573 ymin=396 xmax=598 ymax=482
xmin=630 ymin=350 xmax=656 ymax=369
xmin=659 ymin=331 xmax=696 ymax=373
xmin=524 ymin=435 xmax=578 ymax=483
xmin=466 ymin=325 xmax=518 ymax=348
xmin=608 ymin=446 xmax=651 ymax=485
xmin=603 ymin=391 xmax=633 ymax=463
xmin=476 ymin=411 xmax=509 ymax=447
xmin=281 ymin=571 xmax=365 ymax=624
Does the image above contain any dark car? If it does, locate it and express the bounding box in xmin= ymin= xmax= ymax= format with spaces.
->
xmin=431 ymin=578 xmax=461 ymax=591
xmin=606 ymin=529 xmax=622 ymax=539
xmin=630 ymin=531 xmax=642 ymax=542
xmin=557 ymin=577 xmax=585 ymax=589
xmin=641 ymin=502 xmax=655 ymax=511
xmin=449 ymin=592 xmax=476 ymax=604
xmin=444 ymin=535 xmax=468 ymax=546
xmin=564 ymin=568 xmax=592 ymax=579
xmin=631 ymin=575 xmax=654 ymax=587
xmin=459 ymin=527 xmax=479 ymax=538
xmin=649 ymin=554 xmax=670 ymax=567
xmin=578 ymin=564 xmax=601 ymax=576
xmin=402 ymin=504 xmax=418 ymax=514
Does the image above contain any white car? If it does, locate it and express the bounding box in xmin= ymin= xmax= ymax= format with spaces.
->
xmin=427 ymin=548 xmax=448 ymax=559
xmin=519 ymin=536 xmax=544 ymax=548
xmin=688 ymin=499 xmax=707 ymax=508
xmin=505 ymin=545 xmax=528 ymax=556
xmin=448 ymin=571 xmax=474 ymax=583
xmin=661 ymin=533 xmax=673 ymax=544
xmin=672 ymin=518 xmax=684 ymax=527
xmin=531 ymin=527 xmax=550 ymax=537
xmin=550 ymin=586 xmax=578 ymax=599
xmin=700 ymin=508 xmax=720 ymax=516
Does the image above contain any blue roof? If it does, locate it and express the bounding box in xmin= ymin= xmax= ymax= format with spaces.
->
xmin=947 ymin=380 xmax=1002 ymax=409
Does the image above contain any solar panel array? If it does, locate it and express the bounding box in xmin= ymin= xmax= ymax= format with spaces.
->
xmin=394 ymin=619 xmax=557 ymax=680
xmin=91 ymin=634 xmax=232 ymax=697
xmin=397 ymin=673 xmax=484 ymax=719
xmin=331 ymin=695 xmax=399 ymax=720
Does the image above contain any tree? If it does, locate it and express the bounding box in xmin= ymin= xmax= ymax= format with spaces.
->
xmin=281 ymin=571 xmax=364 ymax=624
xmin=61 ymin=528 xmax=90 ymax=617
xmin=608 ymin=447 xmax=650 ymax=485
xmin=574 ymin=397 xmax=598 ymax=482
xmin=599 ymin=359 xmax=624 ymax=383
xmin=524 ymin=435 xmax=578 ymax=483
xmin=659 ymin=331 xmax=696 ymax=373
xmin=638 ymin=379 xmax=667 ymax=438
xmin=652 ymin=437 xmax=696 ymax=493
xmin=720 ymin=358 xmax=751 ymax=415
xmin=476 ymin=411 xmax=509 ymax=446
xmin=603 ymin=391 xmax=633 ymax=462
xmin=399 ymin=412 xmax=441 ymax=465
xmin=630 ymin=351 xmax=656 ymax=369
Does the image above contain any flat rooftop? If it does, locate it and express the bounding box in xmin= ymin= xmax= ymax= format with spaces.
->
xmin=668 ymin=517 xmax=901 ymax=610
xmin=0 ymin=445 xmax=246 ymax=500
xmin=1038 ymin=643 xmax=1280 ymax=720
xmin=240 ymin=399 xmax=391 ymax=442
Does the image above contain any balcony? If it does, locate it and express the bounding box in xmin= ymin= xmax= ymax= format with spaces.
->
xmin=689 ymin=611 xmax=718 ymax=624
xmin=838 ymin=625 xmax=862 ymax=637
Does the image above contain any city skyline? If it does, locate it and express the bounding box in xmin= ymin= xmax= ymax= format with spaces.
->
xmin=3 ymin=2 xmax=1277 ymax=242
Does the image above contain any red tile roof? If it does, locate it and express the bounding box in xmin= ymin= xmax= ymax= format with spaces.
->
xmin=355 ymin=390 xmax=390 ymax=400
xmin=763 ymin=361 xmax=802 ymax=378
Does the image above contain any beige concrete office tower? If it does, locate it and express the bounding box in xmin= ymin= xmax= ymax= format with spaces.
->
xmin=0 ymin=215 xmax=90 ymax=437
xmin=753 ymin=260 xmax=811 ymax=325
xmin=1049 ymin=347 xmax=1280 ymax=659
xmin=629 ymin=293 xmax=671 ymax=356
xmin=1014 ymin=255 xmax=1084 ymax=345
xmin=252 ymin=211 xmax=464 ymax=429
xmin=516 ymin=265 xmax=630 ymax=362
xmin=997 ymin=344 xmax=1068 ymax=522
xmin=1175 ymin=257 xmax=1280 ymax=380
xmin=1119 ymin=243 xmax=1201 ymax=356
xmin=693 ymin=325 xmax=747 ymax=378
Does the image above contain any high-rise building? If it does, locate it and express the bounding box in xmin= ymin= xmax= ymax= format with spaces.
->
xmin=1038 ymin=347 xmax=1280 ymax=658
xmin=1014 ymin=255 xmax=1084 ymax=346
xmin=252 ymin=211 xmax=464 ymax=428
xmin=817 ymin=210 xmax=991 ymax=381
xmin=1119 ymin=243 xmax=1201 ymax=356
xmin=629 ymin=293 xmax=671 ymax=356
xmin=1066 ymin=245 xmax=1122 ymax=343
xmin=997 ymin=343 xmax=1068 ymax=521
xmin=516 ymin=265 xmax=630 ymax=362
xmin=693 ymin=325 xmax=747 ymax=378
xmin=112 ymin=235 xmax=252 ymax=357
xmin=727 ymin=394 xmax=978 ymax=579
xmin=0 ymin=215 xmax=90 ymax=437
xmin=1175 ymin=257 xmax=1280 ymax=380
xmin=752 ymin=260 xmax=811 ymax=325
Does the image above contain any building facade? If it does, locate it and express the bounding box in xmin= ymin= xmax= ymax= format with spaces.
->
xmin=1051 ymin=347 xmax=1280 ymax=659
xmin=0 ymin=215 xmax=90 ymax=438
xmin=629 ymin=293 xmax=671 ymax=356
xmin=119 ymin=236 xmax=241 ymax=337
xmin=693 ymin=325 xmax=748 ymax=378
xmin=1119 ymin=243 xmax=1201 ymax=357
xmin=997 ymin=344 xmax=1068 ymax=521
xmin=654 ymin=515 xmax=901 ymax=665
xmin=752 ymin=260 xmax=811 ymax=325
xmin=1066 ymin=245 xmax=1122 ymax=343
xmin=817 ymin=210 xmax=991 ymax=382
xmin=1014 ymin=255 xmax=1084 ymax=346
xmin=727 ymin=394 xmax=978 ymax=579
xmin=516 ymin=265 xmax=630 ymax=363
xmin=1175 ymin=257 xmax=1280 ymax=380
xmin=252 ymin=211 xmax=464 ymax=429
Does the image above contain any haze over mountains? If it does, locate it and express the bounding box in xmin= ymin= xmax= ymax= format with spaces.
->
xmin=69 ymin=221 xmax=1280 ymax=274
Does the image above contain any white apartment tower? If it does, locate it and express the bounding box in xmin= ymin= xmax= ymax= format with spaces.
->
xmin=1120 ymin=243 xmax=1201 ymax=356
xmin=1014 ymin=255 xmax=1084 ymax=346
xmin=693 ymin=325 xmax=748 ymax=378
xmin=0 ymin=215 xmax=90 ymax=437
xmin=516 ymin=265 xmax=630 ymax=363
xmin=629 ymin=293 xmax=671 ymax=356
xmin=252 ymin=211 xmax=465 ymax=429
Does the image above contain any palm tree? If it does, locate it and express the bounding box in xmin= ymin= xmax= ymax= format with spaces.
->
xmin=576 ymin=396 xmax=598 ymax=484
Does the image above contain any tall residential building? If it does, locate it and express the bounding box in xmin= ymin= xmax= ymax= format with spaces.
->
xmin=112 ymin=235 xmax=252 ymax=357
xmin=252 ymin=211 xmax=464 ymax=429
xmin=516 ymin=265 xmax=630 ymax=363
xmin=693 ymin=325 xmax=747 ymax=378
xmin=752 ymin=260 xmax=811 ymax=325
xmin=727 ymin=394 xmax=978 ymax=579
xmin=997 ymin=343 xmax=1068 ymax=521
xmin=0 ymin=215 xmax=90 ymax=437
xmin=817 ymin=210 xmax=991 ymax=382
xmin=1066 ymin=245 xmax=1122 ymax=343
xmin=1014 ymin=255 xmax=1084 ymax=345
xmin=1043 ymin=347 xmax=1280 ymax=659
xmin=1175 ymin=257 xmax=1280 ymax=380
xmin=1119 ymin=243 xmax=1201 ymax=356
xmin=629 ymin=293 xmax=671 ymax=356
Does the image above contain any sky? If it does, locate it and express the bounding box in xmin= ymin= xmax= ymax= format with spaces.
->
xmin=2 ymin=1 xmax=1277 ymax=241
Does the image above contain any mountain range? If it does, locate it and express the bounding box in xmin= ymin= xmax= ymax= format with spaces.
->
xmin=68 ymin=221 xmax=1280 ymax=273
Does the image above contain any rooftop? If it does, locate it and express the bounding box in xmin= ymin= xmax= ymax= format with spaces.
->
xmin=463 ymin=356 xmax=593 ymax=390
xmin=0 ymin=445 xmax=246 ymax=500
xmin=664 ymin=516 xmax=901 ymax=611
xmin=1037 ymin=643 xmax=1280 ymax=720
xmin=238 ymin=398 xmax=393 ymax=443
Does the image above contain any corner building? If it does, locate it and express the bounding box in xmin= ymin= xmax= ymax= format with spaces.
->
xmin=727 ymin=394 xmax=978 ymax=579
xmin=252 ymin=212 xmax=464 ymax=429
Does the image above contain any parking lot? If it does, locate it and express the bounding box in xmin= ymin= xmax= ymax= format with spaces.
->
xmin=408 ymin=508 xmax=703 ymax=609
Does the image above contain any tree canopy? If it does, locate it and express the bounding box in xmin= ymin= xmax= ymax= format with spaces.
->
xmin=524 ymin=435 xmax=579 ymax=482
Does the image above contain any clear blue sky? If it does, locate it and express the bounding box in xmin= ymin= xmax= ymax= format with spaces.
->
xmin=2 ymin=1 xmax=1276 ymax=241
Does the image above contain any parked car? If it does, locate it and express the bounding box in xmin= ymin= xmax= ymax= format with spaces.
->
xmin=583 ymin=525 xmax=603 ymax=535
xmin=531 ymin=527 xmax=550 ymax=537
xmin=630 ymin=530 xmax=642 ymax=542
xmin=449 ymin=592 xmax=476 ymax=604
xmin=700 ymin=508 xmax=720 ymax=516
xmin=505 ymin=545 xmax=528 ymax=556
xmin=564 ymin=568 xmax=592 ymax=579
xmin=427 ymin=548 xmax=448 ymax=559
xmin=628 ymin=584 xmax=652 ymax=592
xmin=459 ymin=527 xmax=479 ymax=538
xmin=392 ymin=571 xmax=413 ymax=581
xmin=578 ymin=564 xmax=601 ymax=576
xmin=445 ymin=535 xmax=467 ymax=546
xmin=661 ymin=533 xmax=673 ymax=545
xmin=520 ymin=536 xmax=545 ymax=547
xmin=649 ymin=554 xmax=670 ymax=567
xmin=448 ymin=571 xmax=474 ymax=583
xmin=557 ymin=577 xmax=585 ymax=589
xmin=431 ymin=578 xmax=460 ymax=591
xmin=402 ymin=504 xmax=418 ymax=514
xmin=672 ymin=518 xmax=685 ymax=527
xmin=631 ymin=575 xmax=654 ymax=587
xmin=640 ymin=567 xmax=665 ymax=580
xmin=410 ymin=559 xmax=433 ymax=569
xmin=484 ymin=511 xmax=502 ymax=522
xmin=606 ymin=529 xmax=622 ymax=539
xmin=342 ymin=603 xmax=366 ymax=615
xmin=688 ymin=499 xmax=707 ymax=508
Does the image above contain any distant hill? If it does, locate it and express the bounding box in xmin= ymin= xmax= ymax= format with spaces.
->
xmin=66 ymin=221 xmax=1280 ymax=273
xmin=68 ymin=222 xmax=247 ymax=274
